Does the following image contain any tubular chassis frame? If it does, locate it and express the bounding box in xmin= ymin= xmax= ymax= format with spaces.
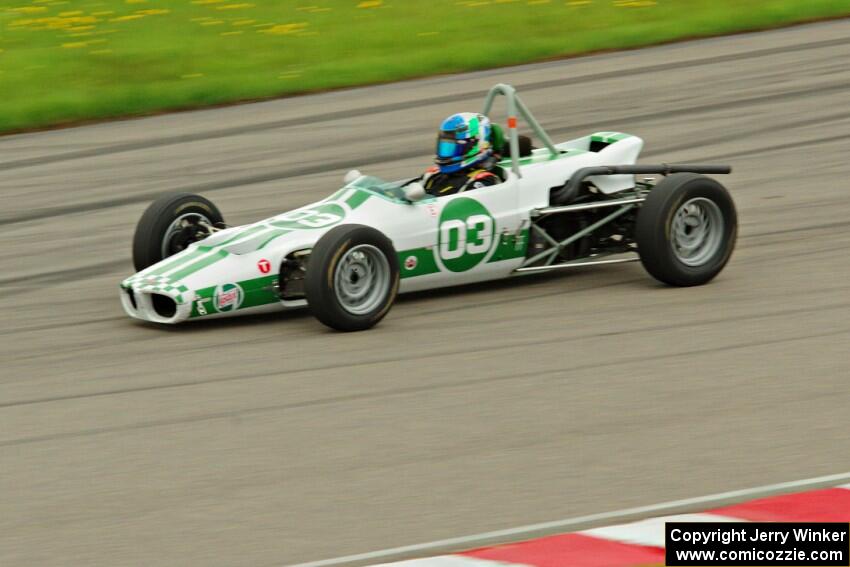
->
xmin=480 ymin=84 xmax=732 ymax=274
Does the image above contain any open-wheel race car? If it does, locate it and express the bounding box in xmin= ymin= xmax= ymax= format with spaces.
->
xmin=120 ymin=84 xmax=737 ymax=331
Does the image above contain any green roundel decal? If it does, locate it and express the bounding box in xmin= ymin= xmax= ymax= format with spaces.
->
xmin=436 ymin=197 xmax=496 ymax=272
xmin=269 ymin=203 xmax=346 ymax=230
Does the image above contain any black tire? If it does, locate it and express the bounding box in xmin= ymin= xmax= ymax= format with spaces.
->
xmin=304 ymin=224 xmax=400 ymax=332
xmin=635 ymin=173 xmax=737 ymax=286
xmin=132 ymin=193 xmax=224 ymax=272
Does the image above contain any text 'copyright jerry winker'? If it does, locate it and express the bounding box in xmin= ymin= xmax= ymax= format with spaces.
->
xmin=665 ymin=522 xmax=849 ymax=566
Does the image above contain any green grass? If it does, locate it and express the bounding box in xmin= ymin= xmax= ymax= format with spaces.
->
xmin=1 ymin=0 xmax=848 ymax=133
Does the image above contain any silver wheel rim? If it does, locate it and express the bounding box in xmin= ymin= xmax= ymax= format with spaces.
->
xmin=671 ymin=197 xmax=725 ymax=266
xmin=334 ymin=244 xmax=390 ymax=315
xmin=161 ymin=212 xmax=212 ymax=257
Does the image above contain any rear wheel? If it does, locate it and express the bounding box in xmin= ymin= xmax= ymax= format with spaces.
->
xmin=304 ymin=224 xmax=399 ymax=332
xmin=132 ymin=193 xmax=224 ymax=271
xmin=635 ymin=173 xmax=737 ymax=286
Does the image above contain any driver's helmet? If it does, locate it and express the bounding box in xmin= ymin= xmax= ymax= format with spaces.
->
xmin=434 ymin=112 xmax=492 ymax=174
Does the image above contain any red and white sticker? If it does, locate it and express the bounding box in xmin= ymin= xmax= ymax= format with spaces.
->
xmin=257 ymin=259 xmax=271 ymax=274
xmin=404 ymin=255 xmax=418 ymax=271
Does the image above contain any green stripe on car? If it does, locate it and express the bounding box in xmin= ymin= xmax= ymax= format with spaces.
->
xmin=591 ymin=132 xmax=632 ymax=144
xmin=398 ymin=230 xmax=529 ymax=279
xmin=168 ymin=248 xmax=229 ymax=281
xmin=146 ymin=248 xmax=206 ymax=277
xmin=190 ymin=274 xmax=280 ymax=318
xmin=398 ymin=247 xmax=440 ymax=278
xmin=224 ymin=228 xmax=291 ymax=254
xmin=345 ymin=189 xmax=371 ymax=210
xmin=257 ymin=229 xmax=292 ymax=250
xmin=488 ymin=229 xmax=529 ymax=262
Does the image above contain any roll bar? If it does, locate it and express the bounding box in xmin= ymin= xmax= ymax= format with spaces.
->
xmin=481 ymin=84 xmax=733 ymax=191
xmin=482 ymin=83 xmax=559 ymax=178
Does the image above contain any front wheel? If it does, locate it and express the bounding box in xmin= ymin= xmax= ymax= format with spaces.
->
xmin=635 ymin=173 xmax=737 ymax=286
xmin=304 ymin=224 xmax=400 ymax=332
xmin=132 ymin=193 xmax=224 ymax=271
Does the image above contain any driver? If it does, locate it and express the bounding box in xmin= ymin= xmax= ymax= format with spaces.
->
xmin=421 ymin=113 xmax=501 ymax=196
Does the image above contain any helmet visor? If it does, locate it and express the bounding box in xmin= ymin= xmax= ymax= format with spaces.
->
xmin=437 ymin=139 xmax=462 ymax=159
xmin=435 ymin=131 xmax=473 ymax=164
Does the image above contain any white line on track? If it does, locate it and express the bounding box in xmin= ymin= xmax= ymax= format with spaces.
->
xmin=580 ymin=512 xmax=744 ymax=548
xmin=287 ymin=471 xmax=850 ymax=567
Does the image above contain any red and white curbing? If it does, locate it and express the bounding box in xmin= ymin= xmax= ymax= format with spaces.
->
xmin=375 ymin=484 xmax=850 ymax=566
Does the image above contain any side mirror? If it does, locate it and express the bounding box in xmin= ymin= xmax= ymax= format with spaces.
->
xmin=344 ymin=169 xmax=362 ymax=185
xmin=403 ymin=182 xmax=427 ymax=203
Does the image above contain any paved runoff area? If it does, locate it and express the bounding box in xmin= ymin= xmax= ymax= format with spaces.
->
xmin=2 ymin=19 xmax=850 ymax=567
xmin=368 ymin=483 xmax=850 ymax=566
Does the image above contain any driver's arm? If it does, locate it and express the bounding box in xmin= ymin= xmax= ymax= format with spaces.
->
xmin=467 ymin=170 xmax=499 ymax=190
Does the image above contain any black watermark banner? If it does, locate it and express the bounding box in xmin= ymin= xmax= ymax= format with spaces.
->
xmin=666 ymin=522 xmax=849 ymax=566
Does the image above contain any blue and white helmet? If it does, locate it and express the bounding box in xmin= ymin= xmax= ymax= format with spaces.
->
xmin=434 ymin=112 xmax=492 ymax=174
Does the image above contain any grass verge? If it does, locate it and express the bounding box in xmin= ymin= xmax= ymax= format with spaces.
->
xmin=1 ymin=0 xmax=849 ymax=133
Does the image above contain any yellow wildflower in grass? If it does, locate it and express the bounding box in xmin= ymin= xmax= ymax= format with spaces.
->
xmin=566 ymin=0 xmax=591 ymax=5
xmin=417 ymin=31 xmax=439 ymax=36
xmin=125 ymin=0 xmax=146 ymax=3
xmin=614 ymin=0 xmax=656 ymax=5
xmin=111 ymin=14 xmax=144 ymax=21
xmin=200 ymin=19 xmax=225 ymax=25
xmin=260 ymin=22 xmax=308 ymax=35
xmin=216 ymin=3 xmax=255 ymax=9
xmin=357 ymin=0 xmax=382 ymax=8
xmin=9 ymin=6 xmax=48 ymax=13
xmin=10 ymin=15 xmax=99 ymax=29
xmin=92 ymin=11 xmax=114 ymax=16
xmin=61 ymin=41 xmax=89 ymax=48
xmin=528 ymin=0 xmax=550 ymax=4
xmin=58 ymin=11 xmax=83 ymax=16
xmin=136 ymin=9 xmax=171 ymax=15
xmin=191 ymin=0 xmax=225 ymax=4
xmin=181 ymin=73 xmax=204 ymax=79
xmin=220 ymin=30 xmax=243 ymax=35
xmin=232 ymin=19 xmax=255 ymax=25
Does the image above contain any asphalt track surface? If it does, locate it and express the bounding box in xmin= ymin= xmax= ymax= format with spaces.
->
xmin=2 ymin=20 xmax=849 ymax=566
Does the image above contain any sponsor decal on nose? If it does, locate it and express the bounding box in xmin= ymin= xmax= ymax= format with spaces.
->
xmin=258 ymin=259 xmax=271 ymax=274
xmin=214 ymin=283 xmax=244 ymax=312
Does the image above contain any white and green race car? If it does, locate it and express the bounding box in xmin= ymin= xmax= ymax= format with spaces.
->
xmin=121 ymin=84 xmax=736 ymax=331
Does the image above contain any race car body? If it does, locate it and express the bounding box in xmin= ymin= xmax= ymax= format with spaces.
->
xmin=121 ymin=84 xmax=736 ymax=331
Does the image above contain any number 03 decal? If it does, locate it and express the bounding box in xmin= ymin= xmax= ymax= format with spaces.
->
xmin=436 ymin=198 xmax=496 ymax=272
xmin=270 ymin=203 xmax=346 ymax=230
xmin=297 ymin=212 xmax=342 ymax=228
xmin=439 ymin=215 xmax=493 ymax=259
